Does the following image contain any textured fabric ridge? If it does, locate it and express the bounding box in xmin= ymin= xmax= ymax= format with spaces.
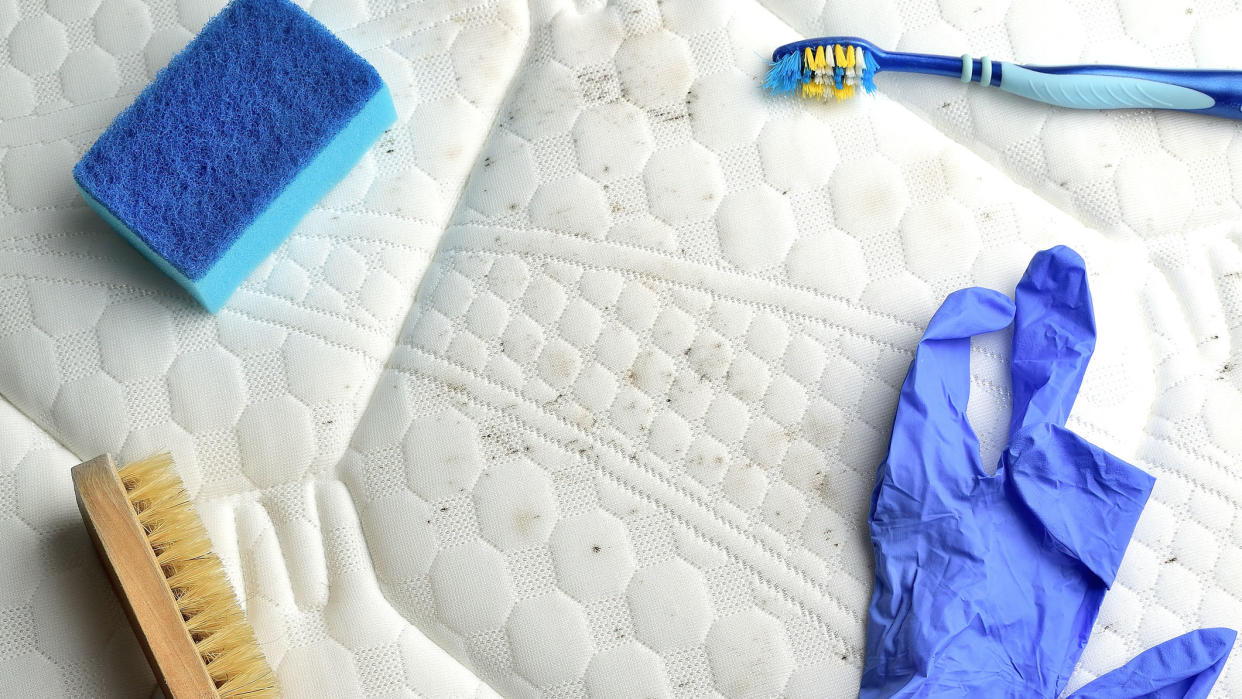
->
xmin=0 ymin=393 xmax=502 ymax=697
xmin=0 ymin=0 xmax=527 ymax=694
xmin=1 ymin=0 xmax=1242 ymax=697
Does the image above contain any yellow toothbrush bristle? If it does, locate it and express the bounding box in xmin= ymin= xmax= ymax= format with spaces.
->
xmin=798 ymin=45 xmax=834 ymax=100
xmin=838 ymin=44 xmax=858 ymax=100
xmin=119 ymin=455 xmax=277 ymax=698
xmin=764 ymin=41 xmax=876 ymax=101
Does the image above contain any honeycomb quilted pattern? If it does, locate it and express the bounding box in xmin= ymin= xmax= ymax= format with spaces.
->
xmin=0 ymin=0 xmax=529 ymax=486
xmin=0 ymin=0 xmax=523 ymax=694
xmin=1 ymin=0 xmax=1242 ymax=697
xmin=0 ymin=393 xmax=501 ymax=696
xmin=762 ymin=0 xmax=1242 ymax=239
xmin=0 ymin=395 xmax=149 ymax=697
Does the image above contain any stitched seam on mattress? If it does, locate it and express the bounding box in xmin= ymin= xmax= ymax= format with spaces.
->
xmin=428 ymin=246 xmax=1026 ymax=413
xmin=0 ymin=195 xmax=438 ymax=234
xmin=438 ymin=223 xmax=928 ymax=333
xmin=0 ymin=0 xmax=534 ymax=479
xmin=199 ymin=476 xmax=497 ymax=694
xmin=239 ymin=0 xmax=533 ymax=356
xmin=445 ymin=137 xmax=939 ymax=335
xmin=415 ymin=243 xmax=918 ymax=443
xmin=0 ymin=252 xmax=396 ymax=339
xmin=393 ymin=252 xmax=864 ymax=583
xmin=0 ymin=245 xmax=157 ymax=267
xmin=400 ymin=246 xmax=898 ymax=555
xmin=389 ymin=335 xmax=1020 ymax=592
xmin=0 ymin=272 xmax=394 ymax=366
xmin=0 ymin=278 xmax=387 ymax=480
xmin=380 ymin=244 xmax=1014 ymax=593
xmin=890 ymin=98 xmax=1121 ymax=241
xmin=339 ymin=0 xmax=527 ymax=56
xmin=442 ymin=246 xmax=921 ymax=352
xmin=218 ymin=304 xmax=390 ymax=363
xmin=0 ymin=386 xmax=88 ymax=469
xmin=230 ymin=284 xmax=408 ymax=338
xmin=392 ymin=352 xmax=866 ymax=652
xmin=0 ymin=1 xmax=532 ymax=489
xmin=417 ymin=10 xmax=536 ymax=269
xmin=153 ymin=0 xmax=540 ymax=489
xmin=327 ymin=222 xmax=930 ymax=543
xmin=0 ymin=273 xmax=175 ymax=293
xmin=305 ymin=207 xmax=441 ymax=229
xmin=313 ymin=0 xmax=534 ymax=483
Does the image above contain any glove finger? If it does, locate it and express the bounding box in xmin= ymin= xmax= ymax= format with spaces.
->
xmin=1067 ymin=627 xmax=1236 ymax=699
xmin=1009 ymin=245 xmax=1097 ymax=437
xmin=880 ymin=287 xmax=1015 ymax=501
xmin=1007 ymin=423 xmax=1153 ymax=589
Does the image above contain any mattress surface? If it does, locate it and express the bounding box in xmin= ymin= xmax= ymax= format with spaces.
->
xmin=1 ymin=0 xmax=1241 ymax=697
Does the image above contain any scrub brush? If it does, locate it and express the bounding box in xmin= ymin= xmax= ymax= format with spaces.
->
xmin=765 ymin=36 xmax=1242 ymax=119
xmin=72 ymin=454 xmax=276 ymax=698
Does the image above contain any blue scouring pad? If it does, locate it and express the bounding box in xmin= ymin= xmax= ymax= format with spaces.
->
xmin=73 ymin=0 xmax=396 ymax=312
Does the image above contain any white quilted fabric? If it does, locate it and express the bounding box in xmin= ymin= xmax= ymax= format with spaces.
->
xmin=1 ymin=0 xmax=1241 ymax=697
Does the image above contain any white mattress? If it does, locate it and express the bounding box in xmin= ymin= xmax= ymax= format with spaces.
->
xmin=1 ymin=0 xmax=1240 ymax=697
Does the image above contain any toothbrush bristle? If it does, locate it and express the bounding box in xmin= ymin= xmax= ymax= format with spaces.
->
xmin=764 ymin=42 xmax=878 ymax=101
xmin=763 ymin=50 xmax=805 ymax=94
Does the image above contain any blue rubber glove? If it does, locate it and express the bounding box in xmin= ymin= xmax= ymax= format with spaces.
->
xmin=862 ymin=246 xmax=1236 ymax=698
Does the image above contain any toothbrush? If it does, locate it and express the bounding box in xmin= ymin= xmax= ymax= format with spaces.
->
xmin=765 ymin=36 xmax=1242 ymax=120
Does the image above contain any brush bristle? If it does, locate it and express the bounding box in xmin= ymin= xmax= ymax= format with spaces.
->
xmin=764 ymin=43 xmax=878 ymax=101
xmin=118 ymin=454 xmax=277 ymax=698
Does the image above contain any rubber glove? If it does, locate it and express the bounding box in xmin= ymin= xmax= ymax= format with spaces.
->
xmin=861 ymin=246 xmax=1235 ymax=698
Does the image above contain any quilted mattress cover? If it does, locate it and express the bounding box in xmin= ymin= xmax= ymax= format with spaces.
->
xmin=2 ymin=0 xmax=1242 ymax=696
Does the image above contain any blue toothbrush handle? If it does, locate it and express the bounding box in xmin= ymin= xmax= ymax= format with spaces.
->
xmin=983 ymin=61 xmax=1242 ymax=119
xmin=769 ymin=38 xmax=1242 ymax=120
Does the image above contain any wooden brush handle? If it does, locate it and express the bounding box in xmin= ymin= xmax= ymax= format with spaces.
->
xmin=72 ymin=455 xmax=218 ymax=699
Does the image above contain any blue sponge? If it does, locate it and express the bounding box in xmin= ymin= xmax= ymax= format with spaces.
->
xmin=74 ymin=0 xmax=396 ymax=312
